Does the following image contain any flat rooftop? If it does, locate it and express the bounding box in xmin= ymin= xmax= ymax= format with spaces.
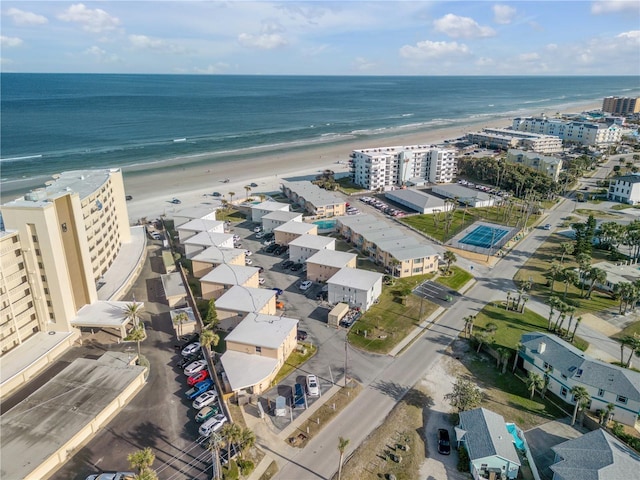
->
xmin=289 ymin=234 xmax=335 ymax=250
xmin=71 ymin=300 xmax=145 ymax=329
xmin=184 ymin=231 xmax=234 ymax=247
xmin=161 ymin=272 xmax=186 ymax=299
xmin=226 ymin=313 xmax=298 ymax=349
xmin=328 ymin=267 xmax=383 ymax=290
xmin=216 ymin=286 xmax=276 ymax=313
xmin=200 ymin=264 xmax=259 ymax=285
xmin=274 ymin=221 xmax=317 ymax=235
xmin=385 ymin=188 xmax=445 ymax=210
xmin=432 ymin=184 xmax=492 ymax=201
xmin=0 ymin=354 xmax=146 ymax=480
xmin=306 ymin=250 xmax=357 ymax=268
xmin=220 ymin=350 xmax=278 ymax=392
xmin=252 ymin=201 xmax=290 ymax=212
xmin=262 ymin=210 xmax=302 ymax=222
xmin=178 ymin=218 xmax=225 ymax=232
xmin=191 ymin=246 xmax=245 ymax=264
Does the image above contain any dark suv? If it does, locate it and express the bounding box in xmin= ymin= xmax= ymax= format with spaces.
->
xmin=437 ymin=428 xmax=451 ymax=455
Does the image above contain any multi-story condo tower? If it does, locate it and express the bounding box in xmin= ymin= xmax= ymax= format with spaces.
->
xmin=0 ymin=169 xmax=131 ymax=353
xmin=511 ymin=117 xmax=622 ymax=146
xmin=602 ymin=96 xmax=640 ymax=115
xmin=350 ymin=145 xmax=456 ymax=190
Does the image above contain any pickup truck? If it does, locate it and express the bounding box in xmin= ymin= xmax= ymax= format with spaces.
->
xmin=294 ymin=383 xmax=306 ymax=409
xmin=185 ymin=378 xmax=214 ymax=399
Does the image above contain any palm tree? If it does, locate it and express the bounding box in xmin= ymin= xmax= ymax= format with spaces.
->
xmin=244 ymin=185 xmax=252 ymax=199
xmin=128 ymin=447 xmax=156 ymax=477
xmin=526 ymin=371 xmax=544 ymax=399
xmin=561 ymin=268 xmax=579 ymax=301
xmin=475 ymin=330 xmax=493 ymax=353
xmin=562 ymin=305 xmax=577 ymax=338
xmin=200 ymin=329 xmax=220 ymax=353
xmin=548 ymin=262 xmax=563 ymax=293
xmin=238 ymin=427 xmax=256 ymax=460
xmin=463 ymin=315 xmax=475 ymax=338
xmin=585 ymin=267 xmax=607 ymax=298
xmin=520 ymin=296 xmax=529 ymax=314
xmin=571 ymin=316 xmax=582 ymax=342
xmin=621 ymin=334 xmax=640 ymax=368
xmin=506 ymin=290 xmax=512 ymax=310
xmin=600 ymin=402 xmax=615 ymax=426
xmin=125 ymin=324 xmax=146 ymax=357
xmin=443 ymin=250 xmax=457 ymax=274
xmin=173 ymin=311 xmax=189 ymax=338
xmin=559 ymin=242 xmax=574 ymax=264
xmin=570 ymin=386 xmax=591 ymax=426
xmin=546 ymin=296 xmax=560 ymax=331
xmin=337 ymin=436 xmax=350 ymax=480
xmin=499 ymin=348 xmax=511 ymax=374
xmin=228 ymin=191 xmax=236 ymax=205
xmin=541 ymin=367 xmax=552 ymax=399
xmin=204 ymin=298 xmax=218 ymax=329
xmin=512 ymin=342 xmax=522 ymax=373
xmin=575 ymin=252 xmax=591 ymax=297
xmin=124 ymin=301 xmax=143 ymax=328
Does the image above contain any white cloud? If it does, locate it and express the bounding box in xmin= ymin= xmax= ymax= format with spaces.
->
xmin=84 ymin=45 xmax=119 ymax=63
xmin=475 ymin=57 xmax=496 ymax=67
xmin=6 ymin=7 xmax=48 ymax=25
xmin=128 ymin=34 xmax=188 ymax=54
xmin=58 ymin=3 xmax=121 ymax=33
xmin=433 ymin=14 xmax=496 ymax=38
xmin=591 ymin=1 xmax=640 ymax=14
xmin=617 ymin=30 xmax=640 ymax=41
xmin=353 ymin=57 xmax=376 ymax=71
xmin=193 ymin=63 xmax=231 ymax=74
xmin=1 ymin=35 xmax=23 ymax=47
xmin=518 ymin=52 xmax=541 ymax=62
xmin=400 ymin=40 xmax=470 ymax=59
xmin=493 ymin=5 xmax=517 ymax=25
xmin=238 ymin=33 xmax=288 ymax=50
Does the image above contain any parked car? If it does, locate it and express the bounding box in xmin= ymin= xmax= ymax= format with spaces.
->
xmin=187 ymin=370 xmax=210 ymax=386
xmin=265 ymin=243 xmax=279 ymax=253
xmin=290 ymin=263 xmax=303 ymax=272
xmin=181 ymin=342 xmax=201 ymax=357
xmin=281 ymin=260 xmax=294 ymax=269
xmin=272 ymin=287 xmax=283 ymax=296
xmin=212 ymin=192 xmax=222 ymax=197
xmin=254 ymin=226 xmax=263 ymax=233
xmin=297 ymin=330 xmax=308 ymax=341
xmin=258 ymin=277 xmax=265 ymax=285
xmin=544 ymin=224 xmax=552 ymax=230
xmin=250 ymin=182 xmax=258 ymax=187
xmin=437 ymin=428 xmax=451 ymax=455
xmin=85 ymin=472 xmax=135 ymax=480
xmin=245 ymin=258 xmax=253 ymax=265
xmin=258 ymin=266 xmax=264 ymax=273
xmin=294 ymin=383 xmax=306 ymax=409
xmin=195 ymin=404 xmax=220 ymax=423
xmin=316 ymin=291 xmax=328 ymax=301
xmin=170 ymin=198 xmax=181 ymax=204
xmin=198 ymin=413 xmax=227 ymax=436
xmin=184 ymin=360 xmax=208 ymax=376
xmin=306 ymin=374 xmax=320 ymax=397
xmin=185 ymin=378 xmax=214 ymax=399
xmin=193 ymin=390 xmax=218 ymax=410
xmin=256 ymin=231 xmax=265 ymax=239
xmin=264 ymin=232 xmax=275 ymax=241
xmin=244 ymin=250 xmax=252 ymax=256
xmin=299 ymin=280 xmax=313 ymax=291
xmin=178 ymin=351 xmax=203 ymax=369
xmin=263 ymin=239 xmax=275 ymax=246
xmin=274 ymin=245 xmax=287 ymax=255
xmin=276 ymin=301 xmax=285 ymax=310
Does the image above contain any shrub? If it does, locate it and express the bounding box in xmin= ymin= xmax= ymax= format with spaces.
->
xmin=237 ymin=459 xmax=255 ymax=476
xmin=222 ymin=459 xmax=239 ymax=480
xmin=457 ymin=445 xmax=470 ymax=472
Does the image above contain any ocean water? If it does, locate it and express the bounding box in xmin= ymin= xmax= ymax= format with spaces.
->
xmin=2 ymin=74 xmax=639 ymax=183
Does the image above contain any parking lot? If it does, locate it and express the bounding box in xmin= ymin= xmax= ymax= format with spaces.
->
xmin=413 ymin=280 xmax=462 ymax=308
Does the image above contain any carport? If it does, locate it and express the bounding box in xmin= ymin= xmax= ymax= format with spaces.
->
xmin=71 ymin=300 xmax=145 ymax=338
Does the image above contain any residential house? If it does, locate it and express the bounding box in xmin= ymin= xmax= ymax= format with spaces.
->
xmin=288 ymin=234 xmax=336 ymax=264
xmin=306 ymin=250 xmax=357 ymax=282
xmin=199 ymin=264 xmax=260 ymax=300
xmin=550 ymin=429 xmax=640 ymax=480
xmin=608 ymin=174 xmax=640 ymax=205
xmin=160 ymin=272 xmax=187 ymax=308
xmin=456 ymin=407 xmax=521 ymax=480
xmin=220 ymin=313 xmax=298 ymax=394
xmin=274 ymin=221 xmax=318 ymax=246
xmin=183 ymin=232 xmax=235 ymax=257
xmin=280 ymin=180 xmax=346 ymax=218
xmin=261 ymin=210 xmax=303 ymax=233
xmin=214 ymin=286 xmax=277 ymax=327
xmin=190 ymin=246 xmax=246 ymax=278
xmin=581 ymin=261 xmax=640 ymax=293
xmin=177 ymin=218 xmax=225 ymax=243
xmin=519 ymin=332 xmax=640 ymax=428
xmin=172 ymin=205 xmax=220 ymax=228
xmin=250 ymin=201 xmax=290 ymax=223
xmin=327 ymin=268 xmax=383 ymax=312
xmin=505 ymin=149 xmax=563 ymax=182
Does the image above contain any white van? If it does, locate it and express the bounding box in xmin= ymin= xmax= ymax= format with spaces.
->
xmin=198 ymin=414 xmax=227 ymax=437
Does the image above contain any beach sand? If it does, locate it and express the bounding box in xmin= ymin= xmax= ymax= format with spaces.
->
xmin=4 ymin=101 xmax=602 ymax=223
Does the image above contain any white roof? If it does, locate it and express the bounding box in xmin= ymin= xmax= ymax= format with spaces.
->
xmin=262 ymin=211 xmax=302 ymax=222
xmin=432 ymin=183 xmax=492 ymax=201
xmin=220 ymin=350 xmax=278 ymax=391
xmin=385 ymin=189 xmax=444 ymax=210
xmin=226 ymin=312 xmax=298 ymax=349
xmin=184 ymin=231 xmax=234 ymax=247
xmin=382 ymin=241 xmax=438 ymax=261
xmin=275 ymin=221 xmax=317 ymax=235
xmin=191 ymin=246 xmax=245 ymax=264
xmin=71 ymin=300 xmax=145 ymax=328
xmin=306 ymin=250 xmax=357 ymax=268
xmin=591 ymin=261 xmax=640 ymax=285
xmin=178 ymin=218 xmax=224 ymax=233
xmin=281 ymin=180 xmax=346 ymax=207
xmin=161 ymin=272 xmax=186 ymax=298
xmin=215 ymin=285 xmax=276 ymax=313
xmin=173 ymin=204 xmax=220 ymax=220
xmin=200 ymin=264 xmax=259 ymax=285
xmin=289 ymin=234 xmax=335 ymax=250
xmin=252 ymin=201 xmax=290 ymax=212
xmin=328 ymin=268 xmax=383 ymax=290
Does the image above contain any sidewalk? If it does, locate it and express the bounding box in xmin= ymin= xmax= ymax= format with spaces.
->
xmin=388 ymin=306 xmax=445 ymax=356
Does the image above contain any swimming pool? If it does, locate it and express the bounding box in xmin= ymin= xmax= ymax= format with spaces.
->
xmin=506 ymin=423 xmax=525 ymax=450
xmin=313 ymin=219 xmax=337 ymax=230
xmin=459 ymin=225 xmax=509 ymax=249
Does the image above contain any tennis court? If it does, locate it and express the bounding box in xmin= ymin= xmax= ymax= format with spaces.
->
xmin=459 ymin=225 xmax=509 ymax=249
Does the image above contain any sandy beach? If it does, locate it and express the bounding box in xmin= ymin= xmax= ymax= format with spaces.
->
xmin=4 ymin=100 xmax=602 ymax=223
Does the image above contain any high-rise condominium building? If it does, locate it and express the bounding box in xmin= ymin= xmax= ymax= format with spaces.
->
xmin=602 ymin=96 xmax=640 ymax=115
xmin=350 ymin=145 xmax=456 ymax=190
xmin=0 ymin=169 xmax=131 ymax=353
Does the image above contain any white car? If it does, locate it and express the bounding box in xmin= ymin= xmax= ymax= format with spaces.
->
xmin=263 ymin=239 xmax=275 ymax=246
xmin=181 ymin=342 xmax=201 ymax=357
xmin=306 ymin=374 xmax=320 ymax=397
xmin=256 ymin=231 xmax=265 ymax=239
xmin=198 ymin=413 xmax=227 ymax=436
xmin=184 ymin=360 xmax=207 ymax=376
xmin=254 ymin=226 xmax=263 ymax=233
xmin=245 ymin=258 xmax=253 ymax=265
xmin=233 ymin=234 xmax=240 ymax=241
xmin=258 ymin=277 xmax=265 ymax=285
xmin=299 ymin=280 xmax=313 ymax=291
xmin=193 ymin=390 xmax=218 ymax=410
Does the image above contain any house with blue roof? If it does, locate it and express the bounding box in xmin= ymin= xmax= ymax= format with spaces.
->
xmin=519 ymin=332 xmax=640 ymax=428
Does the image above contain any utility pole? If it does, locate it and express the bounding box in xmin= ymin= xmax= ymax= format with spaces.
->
xmin=344 ymin=336 xmax=349 ymax=387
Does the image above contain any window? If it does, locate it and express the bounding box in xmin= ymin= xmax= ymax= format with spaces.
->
xmin=598 ymin=389 xmax=605 ymax=397
xmin=561 ymin=387 xmax=568 ymax=397
xmin=617 ymin=395 xmax=628 ymax=404
xmin=255 ymin=346 xmax=262 ymax=353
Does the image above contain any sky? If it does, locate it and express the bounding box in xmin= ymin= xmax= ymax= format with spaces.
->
xmin=1 ymin=1 xmax=639 ymax=75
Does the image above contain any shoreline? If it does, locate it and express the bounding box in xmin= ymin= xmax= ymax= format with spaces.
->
xmin=2 ymin=100 xmax=602 ymax=223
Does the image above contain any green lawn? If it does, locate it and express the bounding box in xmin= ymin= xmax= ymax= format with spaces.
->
xmin=612 ymin=320 xmax=640 ymax=340
xmin=215 ymin=208 xmax=246 ymax=222
xmin=611 ymin=204 xmax=639 ymax=211
xmin=436 ymin=265 xmax=474 ymax=290
xmin=348 ymin=274 xmax=438 ymax=354
xmin=271 ymin=343 xmax=317 ymax=387
xmin=573 ymin=209 xmax=621 ymax=219
xmin=336 ymin=177 xmax=367 ymax=194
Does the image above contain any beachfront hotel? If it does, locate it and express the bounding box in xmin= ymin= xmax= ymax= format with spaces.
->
xmin=511 ymin=116 xmax=622 ymax=146
xmin=0 ymin=169 xmax=146 ymax=397
xmin=505 ymin=149 xmax=563 ymax=182
xmin=466 ymin=128 xmax=563 ymax=154
xmin=602 ymin=96 xmax=640 ymax=115
xmin=349 ymin=145 xmax=457 ymax=190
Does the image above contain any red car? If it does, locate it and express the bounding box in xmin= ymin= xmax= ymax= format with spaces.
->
xmin=187 ymin=370 xmax=210 ymax=386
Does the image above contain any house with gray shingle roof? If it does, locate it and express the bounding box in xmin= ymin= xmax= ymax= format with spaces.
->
xmin=519 ymin=332 xmax=640 ymax=428
xmin=550 ymin=429 xmax=640 ymax=480
xmin=456 ymin=407 xmax=521 ymax=479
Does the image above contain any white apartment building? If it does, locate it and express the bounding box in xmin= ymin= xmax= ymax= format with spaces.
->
xmin=466 ymin=128 xmax=563 ymax=154
xmin=505 ymin=149 xmax=563 ymax=182
xmin=511 ymin=117 xmax=622 ymax=146
xmin=608 ymin=174 xmax=640 ymax=205
xmin=350 ymin=145 xmax=456 ymax=190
